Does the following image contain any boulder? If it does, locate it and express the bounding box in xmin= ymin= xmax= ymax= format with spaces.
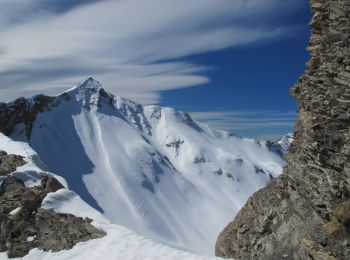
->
xmin=0 ymin=175 xmax=106 ymax=258
xmin=0 ymin=151 xmax=26 ymax=176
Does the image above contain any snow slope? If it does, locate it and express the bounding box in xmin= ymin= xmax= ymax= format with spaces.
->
xmin=0 ymin=133 xmax=220 ymax=260
xmin=6 ymin=78 xmax=285 ymax=255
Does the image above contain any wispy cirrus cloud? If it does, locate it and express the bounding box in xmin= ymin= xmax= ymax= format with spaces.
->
xmin=190 ymin=111 xmax=296 ymax=137
xmin=0 ymin=0 xmax=304 ymax=103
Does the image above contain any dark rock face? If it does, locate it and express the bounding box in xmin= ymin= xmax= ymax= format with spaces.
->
xmin=0 ymin=94 xmax=68 ymax=140
xmin=0 ymin=176 xmax=106 ymax=258
xmin=216 ymin=1 xmax=350 ymax=259
xmin=0 ymin=151 xmax=26 ymax=176
xmin=0 ymin=96 xmax=53 ymax=140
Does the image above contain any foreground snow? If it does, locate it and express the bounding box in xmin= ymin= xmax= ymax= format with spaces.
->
xmin=0 ymin=224 xmax=220 ymax=260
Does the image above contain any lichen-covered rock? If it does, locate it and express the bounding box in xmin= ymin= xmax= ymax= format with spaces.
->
xmin=0 ymin=151 xmax=26 ymax=176
xmin=216 ymin=0 xmax=350 ymax=259
xmin=35 ymin=209 xmax=105 ymax=252
xmin=0 ymin=176 xmax=105 ymax=258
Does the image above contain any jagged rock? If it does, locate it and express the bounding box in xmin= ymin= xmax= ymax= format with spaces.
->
xmin=0 ymin=177 xmax=25 ymax=214
xmin=216 ymin=0 xmax=350 ymax=259
xmin=0 ymin=176 xmax=105 ymax=258
xmin=0 ymin=94 xmax=66 ymax=140
xmin=34 ymin=209 xmax=105 ymax=252
xmin=41 ymin=175 xmax=64 ymax=193
xmin=0 ymin=151 xmax=26 ymax=176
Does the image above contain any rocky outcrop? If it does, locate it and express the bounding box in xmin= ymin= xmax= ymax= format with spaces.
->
xmin=216 ymin=0 xmax=350 ymax=259
xmin=0 ymin=95 xmax=57 ymax=140
xmin=0 ymin=176 xmax=106 ymax=258
xmin=0 ymin=151 xmax=26 ymax=176
xmin=0 ymin=92 xmax=74 ymax=140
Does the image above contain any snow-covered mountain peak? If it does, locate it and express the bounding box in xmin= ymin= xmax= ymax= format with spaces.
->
xmin=277 ymin=132 xmax=294 ymax=154
xmin=64 ymin=77 xmax=113 ymax=109
xmin=79 ymin=77 xmax=102 ymax=89
xmin=263 ymin=133 xmax=294 ymax=159
xmin=64 ymin=77 xmax=103 ymax=94
xmin=0 ymin=79 xmax=290 ymax=255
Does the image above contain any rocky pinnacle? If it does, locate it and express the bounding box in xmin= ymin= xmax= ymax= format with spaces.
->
xmin=215 ymin=0 xmax=350 ymax=259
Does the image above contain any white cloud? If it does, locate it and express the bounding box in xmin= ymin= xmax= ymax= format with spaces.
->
xmin=0 ymin=0 xmax=42 ymax=29
xmin=0 ymin=0 xmax=302 ymax=103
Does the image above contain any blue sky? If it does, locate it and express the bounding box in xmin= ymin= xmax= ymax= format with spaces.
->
xmin=0 ymin=0 xmax=311 ymax=139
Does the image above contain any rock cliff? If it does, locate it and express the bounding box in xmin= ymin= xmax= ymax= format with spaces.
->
xmin=0 ymin=152 xmax=106 ymax=258
xmin=216 ymin=0 xmax=350 ymax=259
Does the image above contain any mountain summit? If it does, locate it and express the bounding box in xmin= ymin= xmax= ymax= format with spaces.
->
xmin=78 ymin=77 xmax=102 ymax=88
xmin=66 ymin=77 xmax=104 ymax=98
xmin=64 ymin=77 xmax=112 ymax=108
xmin=0 ymin=79 xmax=286 ymax=254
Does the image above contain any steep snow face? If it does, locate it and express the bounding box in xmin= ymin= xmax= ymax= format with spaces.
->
xmin=7 ymin=78 xmax=285 ymax=255
xmin=0 ymin=133 xmax=220 ymax=260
